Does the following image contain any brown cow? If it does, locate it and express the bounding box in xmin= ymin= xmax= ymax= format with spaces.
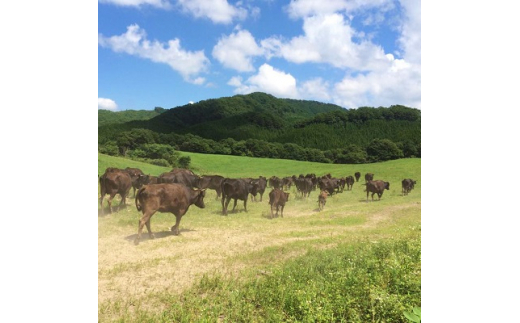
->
xmin=364 ymin=180 xmax=390 ymax=202
xmin=345 ymin=176 xmax=355 ymax=190
xmin=355 ymin=172 xmax=361 ymax=182
xmin=318 ymin=190 xmax=328 ymax=211
xmin=268 ymin=188 xmax=290 ymax=219
xmin=402 ymin=178 xmax=417 ymax=196
xmin=124 ymin=167 xmax=144 ymax=197
xmin=99 ymin=168 xmax=132 ymax=214
xmin=133 ymin=183 xmax=206 ymax=245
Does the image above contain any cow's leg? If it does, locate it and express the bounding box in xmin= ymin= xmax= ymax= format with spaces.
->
xmin=270 ymin=204 xmax=275 ymax=219
xmin=171 ymin=212 xmax=185 ymax=235
xmin=231 ymin=199 xmax=238 ymax=212
xmin=100 ymin=194 xmax=105 ymax=214
xmin=108 ymin=193 xmax=116 ymax=213
xmin=135 ymin=211 xmax=156 ymax=245
xmin=366 ymin=190 xmax=369 ymax=202
xmin=223 ymin=197 xmax=231 ymax=215
xmin=243 ymin=198 xmax=248 ymax=212
xmin=145 ymin=218 xmax=154 ymax=239
xmin=280 ymin=205 xmax=284 ymax=218
xmin=260 ymin=192 xmax=263 ymax=202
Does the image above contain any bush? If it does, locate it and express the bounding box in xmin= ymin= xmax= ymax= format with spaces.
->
xmin=366 ymin=138 xmax=404 ymax=162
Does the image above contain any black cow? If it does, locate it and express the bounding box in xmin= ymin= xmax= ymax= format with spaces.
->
xmin=318 ymin=177 xmax=341 ymax=195
xmin=355 ymin=172 xmax=361 ymax=182
xmin=99 ymin=168 xmax=132 ymax=214
xmin=364 ymin=180 xmax=390 ymax=202
xmin=199 ymin=175 xmax=225 ymax=200
xmin=158 ymin=171 xmax=200 ymax=188
xmin=402 ymin=179 xmax=417 ymax=196
xmin=345 ymin=176 xmax=355 ymax=190
xmin=251 ymin=176 xmax=267 ymax=202
xmin=295 ymin=177 xmax=313 ymax=198
xmin=268 ymin=188 xmax=290 ymax=219
xmin=365 ymin=173 xmax=374 ymax=182
xmin=135 ymin=174 xmax=158 ymax=190
xmin=134 ymin=183 xmax=206 ymax=245
xmin=268 ymin=176 xmax=282 ymax=189
xmin=221 ymin=178 xmax=258 ymax=215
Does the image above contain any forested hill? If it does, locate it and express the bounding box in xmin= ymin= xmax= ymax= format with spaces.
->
xmin=98 ymin=92 xmax=421 ymax=165
xmin=98 ymin=107 xmax=166 ymax=127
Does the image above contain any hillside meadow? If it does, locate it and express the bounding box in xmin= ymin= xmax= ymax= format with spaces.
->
xmin=98 ymin=152 xmax=421 ymax=322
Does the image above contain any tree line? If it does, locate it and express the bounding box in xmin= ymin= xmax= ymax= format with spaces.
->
xmin=98 ymin=92 xmax=420 ymax=166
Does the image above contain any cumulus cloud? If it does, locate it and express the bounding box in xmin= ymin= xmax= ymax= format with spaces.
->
xmin=98 ymin=0 xmax=171 ymax=9
xmin=299 ymin=78 xmax=332 ymax=101
xmin=212 ymin=29 xmax=264 ymax=72
xmin=229 ymin=64 xmax=298 ymax=99
xmin=176 ymin=0 xmax=247 ymax=24
xmin=332 ymin=57 xmax=420 ymax=109
xmin=98 ymin=24 xmax=209 ymax=84
xmin=262 ymin=14 xmax=390 ymax=71
xmin=98 ymin=98 xmax=118 ymax=110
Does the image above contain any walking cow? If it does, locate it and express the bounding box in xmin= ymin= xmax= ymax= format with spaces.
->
xmin=99 ymin=168 xmax=132 ymax=214
xmin=268 ymin=188 xmax=290 ymax=219
xmin=134 ymin=183 xmax=206 ymax=245
xmin=364 ymin=180 xmax=390 ymax=202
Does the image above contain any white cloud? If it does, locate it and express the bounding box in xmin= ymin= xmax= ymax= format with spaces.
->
xmin=229 ymin=64 xmax=298 ymax=99
xmin=262 ymin=14 xmax=390 ymax=71
xmin=98 ymin=24 xmax=209 ymax=84
xmin=398 ymin=0 xmax=421 ymax=64
xmin=300 ymin=78 xmax=332 ymax=101
xmin=332 ymin=58 xmax=420 ymax=109
xmin=98 ymin=0 xmax=171 ymax=9
xmin=98 ymin=98 xmax=118 ymax=110
xmin=212 ymin=29 xmax=263 ymax=72
xmin=176 ymin=0 xmax=247 ymax=24
xmin=286 ymin=0 xmax=392 ymax=19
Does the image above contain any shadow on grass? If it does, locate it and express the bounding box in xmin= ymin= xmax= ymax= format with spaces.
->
xmin=124 ymin=227 xmax=197 ymax=243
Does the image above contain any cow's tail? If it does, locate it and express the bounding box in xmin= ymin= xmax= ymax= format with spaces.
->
xmin=135 ymin=186 xmax=145 ymax=211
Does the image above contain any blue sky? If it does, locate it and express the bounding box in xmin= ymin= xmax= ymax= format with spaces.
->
xmin=98 ymin=0 xmax=421 ymax=111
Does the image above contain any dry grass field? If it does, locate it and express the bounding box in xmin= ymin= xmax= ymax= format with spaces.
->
xmin=98 ymin=153 xmax=421 ymax=322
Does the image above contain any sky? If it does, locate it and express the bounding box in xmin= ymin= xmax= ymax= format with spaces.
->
xmin=98 ymin=0 xmax=421 ymax=111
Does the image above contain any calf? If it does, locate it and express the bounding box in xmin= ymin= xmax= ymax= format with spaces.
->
xmin=99 ymin=168 xmax=132 ymax=214
xmin=318 ymin=190 xmax=328 ymax=211
xmin=268 ymin=188 xmax=290 ymax=219
xmin=402 ymin=178 xmax=417 ymax=196
xmin=134 ymin=183 xmax=206 ymax=245
xmin=364 ymin=180 xmax=390 ymax=202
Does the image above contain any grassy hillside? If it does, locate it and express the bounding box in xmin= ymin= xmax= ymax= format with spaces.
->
xmin=98 ymin=153 xmax=421 ymax=322
xmin=98 ymin=108 xmax=165 ymax=127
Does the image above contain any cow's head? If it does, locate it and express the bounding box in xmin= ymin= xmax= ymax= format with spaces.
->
xmin=384 ymin=182 xmax=390 ymax=190
xmin=194 ymin=189 xmax=206 ymax=208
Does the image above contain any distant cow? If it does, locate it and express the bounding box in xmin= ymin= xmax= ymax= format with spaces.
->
xmin=251 ymin=176 xmax=268 ymax=202
xmin=268 ymin=188 xmax=290 ymax=219
xmin=345 ymin=176 xmax=355 ymax=190
xmin=158 ymin=171 xmax=200 ymax=188
xmin=355 ymin=172 xmax=361 ymax=182
xmin=221 ymin=178 xmax=258 ymax=215
xmin=364 ymin=180 xmax=390 ymax=202
xmin=268 ymin=176 xmax=282 ymax=189
xmin=135 ymin=174 xmax=158 ymax=189
xmin=99 ymin=168 xmax=132 ymax=214
xmin=124 ymin=167 xmax=145 ymax=197
xmin=318 ymin=177 xmax=340 ymax=195
xmin=402 ymin=179 xmax=417 ymax=196
xmin=365 ymin=173 xmax=374 ymax=182
xmin=199 ymin=175 xmax=225 ymax=200
xmin=133 ymin=183 xmax=206 ymax=245
xmin=318 ymin=190 xmax=328 ymax=211
xmin=295 ymin=177 xmax=313 ymax=198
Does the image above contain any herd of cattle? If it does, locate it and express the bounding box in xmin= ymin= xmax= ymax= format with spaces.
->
xmin=99 ymin=167 xmax=417 ymax=245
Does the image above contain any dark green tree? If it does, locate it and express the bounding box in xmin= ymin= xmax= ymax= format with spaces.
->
xmin=366 ymin=138 xmax=404 ymax=162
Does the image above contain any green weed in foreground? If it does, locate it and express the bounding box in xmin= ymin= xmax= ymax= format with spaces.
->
xmin=128 ymin=236 xmax=420 ymax=323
